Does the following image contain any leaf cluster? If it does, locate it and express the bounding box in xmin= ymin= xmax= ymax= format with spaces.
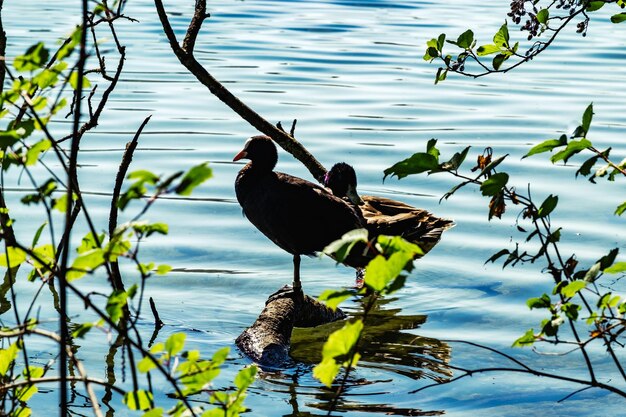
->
xmin=423 ymin=0 xmax=626 ymax=82
xmin=314 ymin=231 xmax=423 ymax=387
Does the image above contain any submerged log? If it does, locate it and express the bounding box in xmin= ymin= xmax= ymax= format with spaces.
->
xmin=236 ymin=286 xmax=345 ymax=366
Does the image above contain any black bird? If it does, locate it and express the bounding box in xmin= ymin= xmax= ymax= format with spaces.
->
xmin=234 ymin=136 xmax=365 ymax=292
xmin=324 ymin=162 xmax=454 ymax=255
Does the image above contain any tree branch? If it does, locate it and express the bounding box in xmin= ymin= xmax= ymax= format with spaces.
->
xmin=153 ymin=0 xmax=328 ymax=183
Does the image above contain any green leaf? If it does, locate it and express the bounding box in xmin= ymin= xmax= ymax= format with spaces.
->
xmin=324 ymin=321 xmax=362 ymax=361
xmin=376 ymin=234 xmax=423 ymax=257
xmin=0 ymin=247 xmax=27 ymax=268
xmin=132 ymin=222 xmax=169 ymax=237
xmin=127 ymin=284 xmax=138 ymax=300
xmin=527 ymin=293 xmax=551 ymax=309
xmin=31 ymin=222 xmax=48 ymax=247
xmin=16 ymin=384 xmax=38 ymax=402
xmin=312 ymin=358 xmax=341 ymax=388
xmin=150 ymin=343 xmax=165 ymax=354
xmin=211 ymin=346 xmax=230 ymax=366
xmin=423 ymin=46 xmax=439 ymax=61
xmin=175 ymin=163 xmax=213 ymax=196
xmin=142 ymin=408 xmax=164 ymax=417
xmin=512 ymin=328 xmax=535 ymax=347
xmin=124 ymin=390 xmax=154 ymax=411
xmin=524 ymin=135 xmax=567 ymax=158
xmin=0 ymin=130 xmax=21 ymax=150
xmin=323 ymin=228 xmax=368 ymax=263
xmin=165 ymin=333 xmax=186 ymax=357
xmin=68 ymin=71 xmax=91 ymax=90
xmin=456 ymin=30 xmax=474 ymax=49
xmin=234 ymin=366 xmax=257 ymax=391
xmin=11 ymin=407 xmax=32 ymax=417
xmin=51 ymin=98 xmax=68 ymax=115
xmin=318 ymin=289 xmax=353 ymax=310
xmin=434 ymin=67 xmax=448 ymax=85
xmin=543 ymin=315 xmax=563 ymax=336
xmin=156 ymin=264 xmax=172 ymax=275
xmin=583 ymin=262 xmax=602 ymax=282
xmin=106 ymin=290 xmax=128 ymax=324
xmin=477 ymin=44 xmax=501 ymax=56
xmin=485 ymin=249 xmax=509 ymax=264
xmin=480 ymin=172 xmax=509 ymax=196
xmin=52 ymin=192 xmax=77 ymax=213
xmin=137 ymin=262 xmax=155 ymax=275
xmin=537 ymin=195 xmax=558 ymax=218
xmin=441 ymin=146 xmax=470 ymax=171
xmin=14 ymin=42 xmax=49 ymax=72
xmin=0 ymin=343 xmax=20 ymax=376
xmin=426 ymin=138 xmax=439 ymax=159
xmin=67 ymin=248 xmax=104 ymax=281
xmin=561 ymin=303 xmax=580 ymax=320
xmin=57 ymin=27 xmax=82 ymax=60
xmin=576 ymin=154 xmax=600 ymax=177
xmin=364 ymin=251 xmax=413 ymax=293
xmin=77 ymin=232 xmax=104 ymax=254
xmin=32 ymin=244 xmax=55 ymax=273
xmin=492 ymin=53 xmax=507 ymax=70
xmin=586 ymin=1 xmax=606 ymax=11
xmin=31 ymin=97 xmax=48 ymax=111
xmin=383 ymin=152 xmax=439 ymax=180
xmin=561 ymin=280 xmax=586 ymax=298
xmin=33 ymin=69 xmax=59 ymax=89
xmin=551 ymin=139 xmax=592 ymax=164
xmin=615 ymin=201 xmax=626 ymax=216
xmin=581 ymin=103 xmax=593 ymax=134
xmin=604 ymin=262 xmax=626 ymax=274
xmin=104 ymin=236 xmax=131 ymax=262
xmin=71 ymin=323 xmax=93 ymax=339
xmin=611 ymin=12 xmax=626 ymax=23
xmin=128 ymin=170 xmax=160 ymax=184
xmin=437 ymin=33 xmax=446 ymax=50
xmin=598 ymin=248 xmax=619 ymax=271
xmin=493 ymin=22 xmax=510 ymax=48
xmin=313 ymin=320 xmax=363 ymax=387
xmin=25 ymin=139 xmax=51 ymax=166
xmin=138 ymin=356 xmax=157 ymax=373
xmin=536 ymin=9 xmax=549 ymax=24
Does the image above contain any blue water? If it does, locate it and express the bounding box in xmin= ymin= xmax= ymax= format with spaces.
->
xmin=2 ymin=0 xmax=625 ymax=415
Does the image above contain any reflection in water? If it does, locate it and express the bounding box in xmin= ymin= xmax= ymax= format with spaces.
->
xmin=256 ymin=297 xmax=451 ymax=415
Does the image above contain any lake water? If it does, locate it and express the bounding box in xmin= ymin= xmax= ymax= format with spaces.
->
xmin=3 ymin=0 xmax=625 ymax=416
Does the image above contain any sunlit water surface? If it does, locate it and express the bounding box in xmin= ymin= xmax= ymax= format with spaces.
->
xmin=3 ymin=0 xmax=626 ymax=415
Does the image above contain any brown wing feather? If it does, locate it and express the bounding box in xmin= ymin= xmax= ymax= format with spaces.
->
xmin=360 ymin=195 xmax=454 ymax=255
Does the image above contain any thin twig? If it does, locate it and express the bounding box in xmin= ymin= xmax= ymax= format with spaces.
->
xmin=108 ymin=115 xmax=151 ymax=290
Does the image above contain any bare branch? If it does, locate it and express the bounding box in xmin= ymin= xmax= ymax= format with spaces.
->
xmin=153 ymin=0 xmax=328 ymax=183
xmin=108 ymin=115 xmax=151 ymax=290
xmin=182 ymin=0 xmax=209 ymax=54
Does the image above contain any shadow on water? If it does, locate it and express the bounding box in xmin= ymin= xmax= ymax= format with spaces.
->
xmin=256 ymin=297 xmax=451 ymax=416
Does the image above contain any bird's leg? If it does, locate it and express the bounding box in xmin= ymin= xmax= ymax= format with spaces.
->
xmin=265 ymin=255 xmax=304 ymax=305
xmin=293 ymin=254 xmax=302 ymax=293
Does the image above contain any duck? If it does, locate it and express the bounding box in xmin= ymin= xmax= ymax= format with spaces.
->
xmin=324 ymin=162 xmax=454 ymax=255
xmin=233 ymin=136 xmax=365 ymax=293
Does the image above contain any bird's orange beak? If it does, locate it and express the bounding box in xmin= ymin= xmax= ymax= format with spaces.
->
xmin=233 ymin=150 xmax=247 ymax=162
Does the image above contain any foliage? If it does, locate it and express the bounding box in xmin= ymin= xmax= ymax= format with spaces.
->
xmin=384 ymin=103 xmax=626 ymax=395
xmin=313 ymin=231 xmax=422 ymax=402
xmin=0 ymin=3 xmax=254 ymax=417
xmin=423 ymin=0 xmax=626 ymax=82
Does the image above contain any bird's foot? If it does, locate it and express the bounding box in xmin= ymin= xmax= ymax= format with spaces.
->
xmin=265 ymin=284 xmax=304 ymax=305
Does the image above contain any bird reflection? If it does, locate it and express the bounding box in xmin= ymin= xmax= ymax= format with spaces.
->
xmin=256 ymin=297 xmax=451 ymax=416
